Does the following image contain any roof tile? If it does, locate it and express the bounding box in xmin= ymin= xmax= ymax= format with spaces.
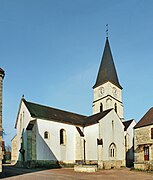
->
xmin=23 ymin=99 xmax=111 ymax=127
xmin=134 ymin=108 xmax=153 ymax=129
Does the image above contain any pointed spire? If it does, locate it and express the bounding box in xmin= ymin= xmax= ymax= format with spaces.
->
xmin=93 ymin=38 xmax=122 ymax=89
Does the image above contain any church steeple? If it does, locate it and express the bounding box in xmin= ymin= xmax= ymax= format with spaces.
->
xmin=92 ymin=37 xmax=124 ymax=120
xmin=93 ymin=37 xmax=122 ymax=89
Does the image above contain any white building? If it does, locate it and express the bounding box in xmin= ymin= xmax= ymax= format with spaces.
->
xmin=12 ymin=37 xmax=136 ymax=169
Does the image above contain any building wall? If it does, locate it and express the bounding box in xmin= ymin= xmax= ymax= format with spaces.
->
xmin=75 ymin=127 xmax=84 ymax=162
xmin=36 ymin=119 xmax=82 ymax=164
xmin=11 ymin=135 xmax=17 ymax=163
xmin=27 ymin=123 xmax=36 ymax=161
xmin=15 ymin=100 xmax=32 ymax=162
xmin=84 ymin=124 xmax=98 ymax=161
xmin=134 ymin=125 xmax=153 ymax=170
xmin=92 ymin=82 xmax=124 ymax=120
xmin=84 ymin=110 xmax=125 ymax=168
xmin=134 ymin=125 xmax=153 ymax=162
xmin=125 ymin=120 xmax=136 ymax=167
xmin=100 ymin=110 xmax=125 ymax=163
xmin=15 ymin=101 xmax=84 ymax=166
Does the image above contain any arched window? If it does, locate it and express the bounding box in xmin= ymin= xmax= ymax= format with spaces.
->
xmin=109 ymin=143 xmax=116 ymax=158
xmin=44 ymin=131 xmax=49 ymax=139
xmin=114 ymin=103 xmax=117 ymax=113
xmin=60 ymin=129 xmax=66 ymax=145
xmin=100 ymin=103 xmax=103 ymax=112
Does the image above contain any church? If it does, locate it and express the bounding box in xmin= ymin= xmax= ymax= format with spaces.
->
xmin=11 ymin=37 xmax=136 ymax=169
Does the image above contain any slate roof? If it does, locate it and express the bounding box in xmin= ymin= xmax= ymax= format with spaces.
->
xmin=134 ymin=108 xmax=153 ymax=129
xmin=23 ymin=99 xmax=112 ymax=127
xmin=83 ymin=109 xmax=112 ymax=126
xmin=93 ymin=38 xmax=122 ymax=89
xmin=23 ymin=99 xmax=86 ymax=126
xmin=123 ymin=119 xmax=134 ymax=131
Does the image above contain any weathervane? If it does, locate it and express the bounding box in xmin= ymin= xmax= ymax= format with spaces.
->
xmin=106 ymin=24 xmax=108 ymax=38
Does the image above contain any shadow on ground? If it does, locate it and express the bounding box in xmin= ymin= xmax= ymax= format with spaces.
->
xmin=1 ymin=164 xmax=61 ymax=179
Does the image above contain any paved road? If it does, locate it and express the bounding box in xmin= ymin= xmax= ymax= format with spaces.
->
xmin=1 ymin=165 xmax=153 ymax=180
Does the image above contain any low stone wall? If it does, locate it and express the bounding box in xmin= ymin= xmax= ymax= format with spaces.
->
xmin=15 ymin=160 xmax=124 ymax=170
xmin=85 ymin=160 xmax=98 ymax=165
xmin=15 ymin=160 xmax=60 ymax=168
xmin=98 ymin=160 xmax=123 ymax=169
xmin=76 ymin=160 xmax=123 ymax=170
xmin=134 ymin=162 xmax=153 ymax=171
xmin=74 ymin=165 xmax=97 ymax=173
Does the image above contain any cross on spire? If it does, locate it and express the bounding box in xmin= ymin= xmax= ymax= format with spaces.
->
xmin=106 ymin=24 xmax=108 ymax=38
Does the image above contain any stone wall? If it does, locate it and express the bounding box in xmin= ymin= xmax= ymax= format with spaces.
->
xmin=85 ymin=160 xmax=123 ymax=169
xmin=134 ymin=125 xmax=153 ymax=170
xmin=27 ymin=123 xmax=36 ymax=161
xmin=135 ymin=125 xmax=153 ymax=146
xmin=11 ymin=135 xmax=18 ymax=163
xmin=15 ymin=159 xmax=124 ymax=169
xmin=16 ymin=160 xmax=60 ymax=168
xmin=134 ymin=162 xmax=153 ymax=171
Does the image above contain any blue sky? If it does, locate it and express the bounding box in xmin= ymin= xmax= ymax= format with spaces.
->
xmin=1 ymin=0 xmax=153 ymax=145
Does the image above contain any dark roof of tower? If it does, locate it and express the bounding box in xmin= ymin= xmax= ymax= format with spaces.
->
xmin=134 ymin=108 xmax=153 ymax=129
xmin=93 ymin=38 xmax=122 ymax=89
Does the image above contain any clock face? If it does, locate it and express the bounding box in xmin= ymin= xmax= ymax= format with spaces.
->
xmin=113 ymin=87 xmax=117 ymax=96
xmin=99 ymin=87 xmax=104 ymax=96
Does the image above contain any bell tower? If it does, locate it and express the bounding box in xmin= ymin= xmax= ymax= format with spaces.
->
xmin=92 ymin=37 xmax=124 ymax=121
xmin=0 ymin=68 xmax=5 ymax=173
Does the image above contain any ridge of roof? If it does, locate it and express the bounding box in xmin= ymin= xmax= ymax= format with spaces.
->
xmin=22 ymin=99 xmax=112 ymax=127
xmin=83 ymin=109 xmax=113 ymax=127
xmin=134 ymin=107 xmax=153 ymax=129
xmin=23 ymin=99 xmax=86 ymax=126
xmin=93 ymin=38 xmax=122 ymax=89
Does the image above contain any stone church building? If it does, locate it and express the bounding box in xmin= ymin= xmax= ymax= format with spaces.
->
xmin=12 ymin=37 xmax=136 ymax=169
